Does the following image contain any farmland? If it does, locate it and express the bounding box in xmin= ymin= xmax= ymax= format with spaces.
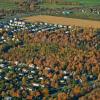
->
xmin=0 ymin=0 xmax=100 ymax=21
xmin=39 ymin=0 xmax=100 ymax=20
xmin=0 ymin=0 xmax=100 ymax=9
xmin=24 ymin=15 xmax=100 ymax=28
xmin=65 ymin=0 xmax=100 ymax=5
xmin=40 ymin=0 xmax=100 ymax=8
xmin=0 ymin=1 xmax=18 ymax=9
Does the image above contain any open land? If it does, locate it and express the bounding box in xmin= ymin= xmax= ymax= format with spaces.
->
xmin=0 ymin=0 xmax=100 ymax=21
xmin=24 ymin=15 xmax=100 ymax=28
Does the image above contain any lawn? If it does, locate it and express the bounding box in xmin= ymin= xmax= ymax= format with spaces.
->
xmin=40 ymin=0 xmax=100 ymax=9
xmin=64 ymin=0 xmax=100 ymax=5
xmin=39 ymin=3 xmax=81 ymax=8
xmin=0 ymin=1 xmax=18 ymax=9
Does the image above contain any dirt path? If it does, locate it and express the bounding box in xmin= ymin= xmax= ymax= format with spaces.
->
xmin=23 ymin=15 xmax=100 ymax=28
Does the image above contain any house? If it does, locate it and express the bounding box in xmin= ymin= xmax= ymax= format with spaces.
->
xmin=0 ymin=64 xmax=5 ymax=68
xmin=98 ymin=74 xmax=100 ymax=81
xmin=1 ymin=36 xmax=4 ymax=39
xmin=22 ymin=68 xmax=28 ymax=73
xmin=64 ymin=76 xmax=69 ymax=80
xmin=65 ymin=31 xmax=70 ymax=34
xmin=40 ymin=84 xmax=45 ymax=88
xmin=19 ymin=73 xmax=23 ymax=76
xmin=26 ymin=95 xmax=33 ymax=100
xmin=36 ymin=66 xmax=39 ymax=69
xmin=4 ymin=76 xmax=9 ymax=80
xmin=39 ymin=77 xmax=43 ymax=80
xmin=3 ymin=40 xmax=7 ymax=42
xmin=62 ymin=11 xmax=73 ymax=15
xmin=58 ymin=24 xmax=63 ymax=28
xmin=31 ymin=70 xmax=35 ymax=74
xmin=0 ymin=28 xmax=3 ymax=32
xmin=62 ymin=70 xmax=67 ymax=74
xmin=60 ymin=80 xmax=65 ymax=83
xmin=32 ymin=83 xmax=40 ymax=87
xmin=29 ymin=64 xmax=35 ymax=68
xmin=27 ymin=88 xmax=32 ymax=91
xmin=4 ymin=97 xmax=12 ymax=100
xmin=28 ymin=75 xmax=33 ymax=79
xmin=10 ymin=20 xmax=13 ymax=23
xmin=0 ymin=69 xmax=3 ymax=73
xmin=0 ymin=59 xmax=3 ymax=63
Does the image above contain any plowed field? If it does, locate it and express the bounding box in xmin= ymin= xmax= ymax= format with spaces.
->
xmin=24 ymin=15 xmax=100 ymax=28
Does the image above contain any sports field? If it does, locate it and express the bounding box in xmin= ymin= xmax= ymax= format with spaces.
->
xmin=24 ymin=15 xmax=100 ymax=28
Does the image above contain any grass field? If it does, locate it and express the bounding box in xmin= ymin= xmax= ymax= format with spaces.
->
xmin=40 ymin=0 xmax=100 ymax=8
xmin=0 ymin=1 xmax=18 ymax=9
xmin=0 ymin=0 xmax=100 ymax=9
xmin=65 ymin=0 xmax=100 ymax=5
xmin=38 ymin=0 xmax=100 ymax=20
xmin=0 ymin=0 xmax=100 ymax=21
xmin=39 ymin=3 xmax=80 ymax=8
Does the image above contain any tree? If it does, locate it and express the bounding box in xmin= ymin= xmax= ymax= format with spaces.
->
xmin=22 ymin=77 xmax=27 ymax=85
xmin=42 ymin=88 xmax=49 ymax=97
xmin=57 ymin=92 xmax=68 ymax=100
xmin=73 ymin=86 xmax=81 ymax=96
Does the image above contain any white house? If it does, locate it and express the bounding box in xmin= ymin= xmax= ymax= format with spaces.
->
xmin=65 ymin=31 xmax=69 ymax=34
xmin=0 ymin=64 xmax=5 ymax=68
xmin=31 ymin=70 xmax=35 ymax=74
xmin=1 ymin=36 xmax=4 ymax=39
xmin=28 ymin=75 xmax=33 ymax=79
xmin=10 ymin=20 xmax=13 ymax=23
xmin=36 ymin=66 xmax=39 ymax=69
xmin=39 ymin=77 xmax=44 ymax=80
xmin=60 ymin=80 xmax=65 ymax=83
xmin=29 ymin=64 xmax=35 ymax=68
xmin=14 ymin=61 xmax=18 ymax=65
xmin=0 ymin=69 xmax=3 ymax=72
xmin=64 ymin=76 xmax=68 ymax=80
xmin=4 ymin=76 xmax=9 ymax=80
xmin=27 ymin=88 xmax=32 ymax=91
xmin=32 ymin=83 xmax=40 ymax=87
xmin=68 ymin=26 xmax=72 ymax=29
xmin=40 ymin=84 xmax=45 ymax=88
xmin=0 ymin=28 xmax=3 ymax=32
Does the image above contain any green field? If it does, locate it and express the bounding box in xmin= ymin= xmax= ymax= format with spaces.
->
xmin=65 ymin=0 xmax=100 ymax=5
xmin=0 ymin=0 xmax=100 ymax=21
xmin=40 ymin=0 xmax=100 ymax=8
xmin=39 ymin=4 xmax=81 ymax=8
xmin=0 ymin=0 xmax=100 ymax=9
xmin=0 ymin=1 xmax=18 ymax=9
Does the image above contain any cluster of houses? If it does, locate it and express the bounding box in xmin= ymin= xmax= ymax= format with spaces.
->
xmin=0 ymin=18 xmax=99 ymax=99
xmin=0 ymin=18 xmax=68 ymax=33
xmin=0 ymin=57 xmax=97 ymax=99
xmin=0 ymin=18 xmax=73 ymax=44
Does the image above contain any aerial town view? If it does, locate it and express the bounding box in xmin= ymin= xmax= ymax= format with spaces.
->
xmin=0 ymin=0 xmax=100 ymax=100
